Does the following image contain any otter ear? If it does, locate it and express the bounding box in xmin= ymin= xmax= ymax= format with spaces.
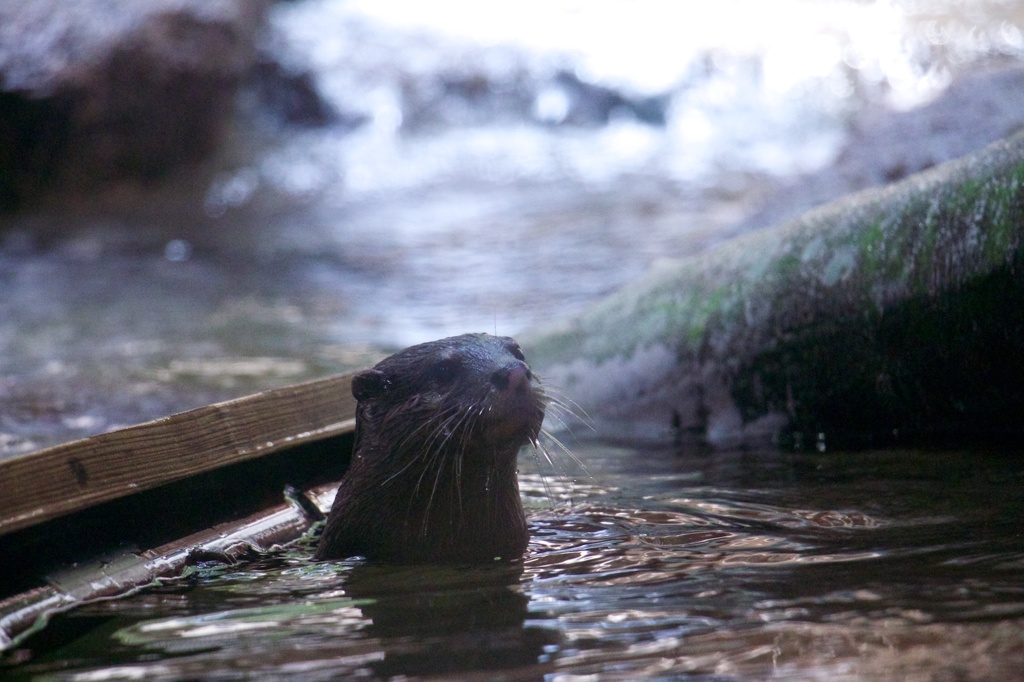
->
xmin=351 ymin=369 xmax=387 ymax=401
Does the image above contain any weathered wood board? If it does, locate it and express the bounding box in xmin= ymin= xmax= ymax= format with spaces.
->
xmin=0 ymin=373 xmax=357 ymax=537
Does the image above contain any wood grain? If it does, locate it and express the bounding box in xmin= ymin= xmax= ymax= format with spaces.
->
xmin=0 ymin=373 xmax=357 ymax=537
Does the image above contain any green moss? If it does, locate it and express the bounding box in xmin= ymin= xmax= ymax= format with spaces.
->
xmin=858 ymin=220 xmax=885 ymax=252
xmin=773 ymin=252 xmax=802 ymax=284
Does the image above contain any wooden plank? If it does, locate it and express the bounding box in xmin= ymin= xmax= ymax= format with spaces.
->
xmin=0 ymin=373 xmax=358 ymax=537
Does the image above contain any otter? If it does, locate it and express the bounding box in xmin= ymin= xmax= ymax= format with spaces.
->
xmin=315 ymin=333 xmax=546 ymax=563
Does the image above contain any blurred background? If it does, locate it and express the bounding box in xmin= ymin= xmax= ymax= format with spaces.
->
xmin=2 ymin=0 xmax=1024 ymax=455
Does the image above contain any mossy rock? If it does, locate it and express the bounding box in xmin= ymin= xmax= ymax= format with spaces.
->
xmin=527 ymin=131 xmax=1024 ymax=448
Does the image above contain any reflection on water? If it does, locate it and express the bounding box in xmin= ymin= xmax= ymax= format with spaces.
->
xmin=8 ymin=444 xmax=1024 ymax=680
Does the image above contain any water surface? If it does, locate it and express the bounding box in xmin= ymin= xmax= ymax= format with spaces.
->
xmin=9 ymin=443 xmax=1023 ymax=680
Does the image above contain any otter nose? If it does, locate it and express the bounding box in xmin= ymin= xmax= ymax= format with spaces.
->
xmin=491 ymin=362 xmax=531 ymax=391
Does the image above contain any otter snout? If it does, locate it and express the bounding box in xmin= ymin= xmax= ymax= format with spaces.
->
xmin=491 ymin=361 xmax=531 ymax=392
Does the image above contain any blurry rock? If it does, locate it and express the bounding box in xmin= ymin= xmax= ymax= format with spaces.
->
xmin=397 ymin=62 xmax=669 ymax=132
xmin=539 ymin=70 xmax=669 ymax=127
xmin=399 ymin=64 xmax=535 ymax=132
xmin=839 ymin=65 xmax=1024 ymax=184
xmin=0 ymin=0 xmax=265 ymax=210
xmin=741 ymin=64 xmax=1024 ymax=233
xmin=247 ymin=57 xmax=367 ymax=130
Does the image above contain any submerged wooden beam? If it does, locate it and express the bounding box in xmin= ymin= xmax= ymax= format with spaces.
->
xmin=0 ymin=373 xmax=358 ymax=537
xmin=0 ymin=481 xmax=342 ymax=652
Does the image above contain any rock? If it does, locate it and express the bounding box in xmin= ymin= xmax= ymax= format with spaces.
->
xmin=839 ymin=66 xmax=1024 ymax=186
xmin=527 ymin=130 xmax=1024 ymax=449
xmin=247 ymin=57 xmax=365 ymax=130
xmin=397 ymin=60 xmax=669 ymax=132
xmin=536 ymin=70 xmax=669 ymax=127
xmin=0 ymin=0 xmax=265 ymax=210
xmin=741 ymin=65 xmax=1024 ymax=235
xmin=398 ymin=61 xmax=536 ymax=133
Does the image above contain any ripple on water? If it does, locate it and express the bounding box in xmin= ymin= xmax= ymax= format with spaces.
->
xmin=9 ymin=445 xmax=1024 ymax=680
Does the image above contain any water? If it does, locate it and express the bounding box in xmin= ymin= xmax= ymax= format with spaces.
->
xmin=8 ymin=443 xmax=1024 ymax=680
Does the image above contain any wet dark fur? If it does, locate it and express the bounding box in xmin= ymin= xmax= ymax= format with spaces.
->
xmin=315 ymin=333 xmax=546 ymax=563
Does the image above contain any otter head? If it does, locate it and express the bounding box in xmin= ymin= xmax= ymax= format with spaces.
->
xmin=351 ymin=333 xmax=545 ymax=457
xmin=316 ymin=333 xmax=546 ymax=563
